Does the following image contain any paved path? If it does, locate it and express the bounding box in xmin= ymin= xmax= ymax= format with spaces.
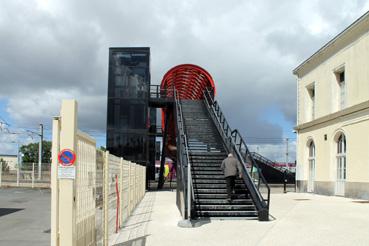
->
xmin=0 ymin=188 xmax=50 ymax=246
xmin=113 ymin=190 xmax=369 ymax=246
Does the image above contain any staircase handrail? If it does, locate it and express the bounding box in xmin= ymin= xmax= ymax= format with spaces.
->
xmin=174 ymin=89 xmax=194 ymax=220
xmin=251 ymin=152 xmax=286 ymax=172
xmin=203 ymin=87 xmax=270 ymax=220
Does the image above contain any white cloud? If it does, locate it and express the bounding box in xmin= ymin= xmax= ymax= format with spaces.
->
xmin=0 ymin=0 xmax=368 ymax=158
xmin=6 ymin=89 xmax=106 ymax=130
xmin=0 ymin=131 xmax=35 ymax=155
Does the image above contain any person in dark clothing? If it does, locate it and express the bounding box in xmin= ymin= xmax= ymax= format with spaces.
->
xmin=221 ymin=153 xmax=243 ymax=202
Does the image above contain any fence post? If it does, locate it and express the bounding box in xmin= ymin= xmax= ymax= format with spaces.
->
xmin=119 ymin=157 xmax=123 ymax=229
xmin=32 ymin=163 xmax=35 ymax=188
xmin=143 ymin=167 xmax=145 ymax=198
xmin=103 ymin=151 xmax=109 ymax=246
xmin=58 ymin=100 xmax=78 ymax=246
xmin=128 ymin=162 xmax=131 ymax=216
xmin=51 ymin=117 xmax=61 ymax=246
xmin=139 ymin=167 xmax=144 ymax=201
xmin=0 ymin=161 xmax=2 ymax=187
xmin=132 ymin=164 xmax=135 ymax=208
xmin=16 ymin=165 xmax=19 ymax=186
xmin=134 ymin=165 xmax=137 ymax=207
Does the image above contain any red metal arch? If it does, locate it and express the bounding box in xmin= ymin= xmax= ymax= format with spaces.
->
xmin=161 ymin=64 xmax=216 ymax=99
xmin=160 ymin=64 xmax=216 ymax=159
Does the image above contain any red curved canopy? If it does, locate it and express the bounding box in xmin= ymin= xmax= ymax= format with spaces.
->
xmin=160 ymin=64 xmax=216 ymax=160
xmin=161 ymin=64 xmax=216 ymax=99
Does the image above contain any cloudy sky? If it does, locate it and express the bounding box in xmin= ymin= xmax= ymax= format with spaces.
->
xmin=0 ymin=0 xmax=368 ymax=161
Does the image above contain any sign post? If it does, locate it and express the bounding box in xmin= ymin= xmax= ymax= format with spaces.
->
xmin=58 ymin=100 xmax=77 ymax=246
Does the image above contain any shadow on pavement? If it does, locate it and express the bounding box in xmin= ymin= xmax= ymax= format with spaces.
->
xmin=0 ymin=208 xmax=24 ymax=217
xmin=113 ymin=235 xmax=150 ymax=246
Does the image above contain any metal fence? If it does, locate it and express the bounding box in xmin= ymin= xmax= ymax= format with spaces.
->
xmin=51 ymin=100 xmax=146 ymax=246
xmin=96 ymin=150 xmax=104 ymax=246
xmin=0 ymin=162 xmax=50 ymax=188
xmin=75 ymin=131 xmax=97 ymax=246
xmin=101 ymin=151 xmax=146 ymax=245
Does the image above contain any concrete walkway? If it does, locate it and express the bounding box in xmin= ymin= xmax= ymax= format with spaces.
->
xmin=112 ymin=190 xmax=369 ymax=246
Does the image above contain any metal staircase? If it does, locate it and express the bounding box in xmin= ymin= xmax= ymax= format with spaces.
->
xmin=173 ymin=88 xmax=270 ymax=221
xmin=181 ymin=100 xmax=258 ymax=218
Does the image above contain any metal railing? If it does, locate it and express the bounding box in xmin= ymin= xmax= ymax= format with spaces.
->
xmin=174 ymin=89 xmax=194 ymax=220
xmin=203 ymin=87 xmax=270 ymax=221
xmin=149 ymin=85 xmax=174 ymax=100
xmin=0 ymin=163 xmax=50 ymax=188
xmin=251 ymin=152 xmax=288 ymax=173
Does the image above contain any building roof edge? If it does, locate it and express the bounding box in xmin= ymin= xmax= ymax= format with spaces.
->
xmin=293 ymin=11 xmax=369 ymax=77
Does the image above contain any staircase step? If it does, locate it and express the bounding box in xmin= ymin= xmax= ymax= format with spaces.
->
xmin=195 ymin=193 xmax=249 ymax=199
xmin=188 ymin=143 xmax=222 ymax=147
xmin=190 ymin=157 xmax=226 ymax=161
xmin=186 ymin=129 xmax=216 ymax=131
xmin=193 ymin=179 xmax=244 ymax=184
xmin=194 ymin=183 xmax=246 ymax=189
xmin=193 ymin=175 xmax=225 ymax=179
xmin=195 ymin=211 xmax=258 ymax=218
xmin=190 ymin=163 xmax=223 ymax=167
xmin=191 ymin=166 xmax=223 ymax=169
xmin=185 ymin=129 xmax=219 ymax=133
xmin=190 ymin=152 xmax=226 ymax=156
xmin=190 ymin=159 xmax=224 ymax=163
xmin=194 ymin=188 xmax=246 ymax=194
xmin=189 ymin=150 xmax=223 ymax=153
xmin=190 ymin=154 xmax=226 ymax=158
xmin=195 ymin=198 xmax=252 ymax=205
xmin=188 ymin=147 xmax=222 ymax=151
xmin=187 ymin=135 xmax=218 ymax=137
xmin=192 ymin=167 xmax=222 ymax=171
xmin=188 ymin=148 xmax=220 ymax=151
xmin=191 ymin=171 xmax=224 ymax=175
xmin=186 ymin=130 xmax=218 ymax=133
xmin=194 ymin=204 xmax=255 ymax=211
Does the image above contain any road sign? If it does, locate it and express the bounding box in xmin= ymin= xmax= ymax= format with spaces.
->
xmin=58 ymin=149 xmax=76 ymax=179
xmin=58 ymin=149 xmax=76 ymax=166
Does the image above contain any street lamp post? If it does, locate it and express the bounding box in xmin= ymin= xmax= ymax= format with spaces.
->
xmin=38 ymin=124 xmax=43 ymax=180
xmin=285 ymin=138 xmax=289 ymax=172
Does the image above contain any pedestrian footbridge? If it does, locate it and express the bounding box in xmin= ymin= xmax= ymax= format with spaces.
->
xmin=149 ymin=64 xmax=270 ymax=221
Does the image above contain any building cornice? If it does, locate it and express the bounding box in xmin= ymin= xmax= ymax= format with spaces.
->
xmin=295 ymin=100 xmax=369 ymax=131
xmin=293 ymin=11 xmax=369 ymax=78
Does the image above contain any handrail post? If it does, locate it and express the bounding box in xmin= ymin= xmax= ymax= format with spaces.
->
xmin=187 ymin=146 xmax=191 ymax=220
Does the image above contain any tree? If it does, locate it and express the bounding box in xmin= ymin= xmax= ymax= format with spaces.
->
xmin=20 ymin=141 xmax=51 ymax=164
xmin=0 ymin=158 xmax=9 ymax=172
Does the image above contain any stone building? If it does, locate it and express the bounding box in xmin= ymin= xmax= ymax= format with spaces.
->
xmin=293 ymin=12 xmax=369 ymax=199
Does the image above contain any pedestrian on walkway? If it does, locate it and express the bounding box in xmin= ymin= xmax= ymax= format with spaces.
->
xmin=221 ymin=153 xmax=242 ymax=202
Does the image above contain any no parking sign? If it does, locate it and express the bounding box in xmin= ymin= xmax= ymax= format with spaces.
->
xmin=58 ymin=149 xmax=76 ymax=166
xmin=58 ymin=149 xmax=76 ymax=179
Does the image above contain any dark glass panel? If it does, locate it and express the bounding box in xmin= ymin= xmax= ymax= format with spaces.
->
xmin=107 ymin=48 xmax=155 ymax=166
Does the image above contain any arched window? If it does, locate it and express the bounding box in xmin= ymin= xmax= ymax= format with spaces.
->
xmin=335 ymin=133 xmax=346 ymax=196
xmin=337 ymin=134 xmax=346 ymax=156
xmin=309 ymin=141 xmax=315 ymax=158
xmin=308 ymin=141 xmax=315 ymax=192
xmin=337 ymin=134 xmax=346 ymax=180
